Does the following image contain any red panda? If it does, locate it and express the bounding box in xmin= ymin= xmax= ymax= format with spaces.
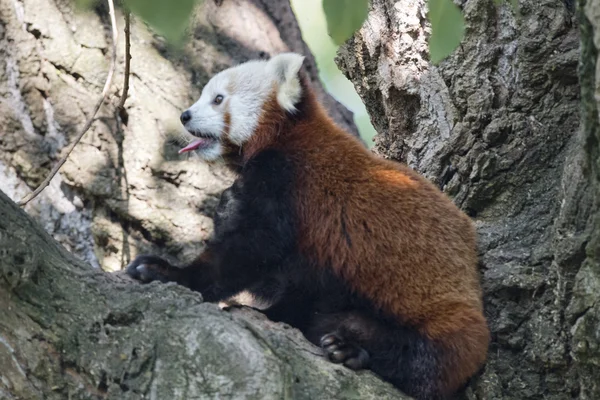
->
xmin=127 ymin=53 xmax=489 ymax=399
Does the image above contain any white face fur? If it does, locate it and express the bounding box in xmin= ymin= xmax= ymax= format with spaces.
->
xmin=179 ymin=53 xmax=305 ymax=161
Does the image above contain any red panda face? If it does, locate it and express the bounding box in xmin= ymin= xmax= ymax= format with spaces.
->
xmin=179 ymin=53 xmax=305 ymax=163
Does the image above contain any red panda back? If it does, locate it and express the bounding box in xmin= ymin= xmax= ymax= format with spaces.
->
xmin=243 ymin=81 xmax=489 ymax=396
xmin=280 ymin=119 xmax=480 ymax=319
xmin=284 ymin=117 xmax=488 ymax=394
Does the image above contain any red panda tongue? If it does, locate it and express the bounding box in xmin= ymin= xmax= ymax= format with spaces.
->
xmin=178 ymin=139 xmax=208 ymax=154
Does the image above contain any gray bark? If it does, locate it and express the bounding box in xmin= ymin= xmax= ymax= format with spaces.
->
xmin=0 ymin=190 xmax=405 ymax=399
xmin=0 ymin=0 xmax=408 ymax=398
xmin=336 ymin=0 xmax=598 ymax=399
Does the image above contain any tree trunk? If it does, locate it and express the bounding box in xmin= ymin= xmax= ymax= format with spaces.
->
xmin=336 ymin=0 xmax=599 ymax=399
xmin=0 ymin=189 xmax=408 ymax=399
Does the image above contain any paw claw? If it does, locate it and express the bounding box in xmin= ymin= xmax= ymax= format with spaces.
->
xmin=331 ymin=350 xmax=347 ymax=363
xmin=320 ymin=334 xmax=337 ymax=347
xmin=136 ymin=263 xmax=148 ymax=274
xmin=343 ymin=349 xmax=369 ymax=370
xmin=135 ymin=264 xmax=152 ymax=282
xmin=125 ymin=255 xmax=172 ymax=284
xmin=324 ymin=344 xmax=339 ymax=353
xmin=319 ymin=332 xmax=370 ymax=370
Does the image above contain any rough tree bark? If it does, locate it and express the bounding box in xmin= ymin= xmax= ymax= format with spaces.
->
xmin=0 ymin=0 xmax=408 ymax=398
xmin=0 ymin=189 xmax=405 ymax=398
xmin=0 ymin=0 xmax=406 ymax=398
xmin=336 ymin=0 xmax=598 ymax=399
xmin=2 ymin=0 xmax=599 ymax=399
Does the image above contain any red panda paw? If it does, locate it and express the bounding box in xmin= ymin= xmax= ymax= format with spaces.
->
xmin=320 ymin=333 xmax=370 ymax=370
xmin=125 ymin=255 xmax=175 ymax=283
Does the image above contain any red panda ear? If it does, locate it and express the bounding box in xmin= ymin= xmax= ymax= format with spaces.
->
xmin=267 ymin=53 xmax=305 ymax=112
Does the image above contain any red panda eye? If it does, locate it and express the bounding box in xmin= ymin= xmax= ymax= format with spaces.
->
xmin=213 ymin=95 xmax=224 ymax=105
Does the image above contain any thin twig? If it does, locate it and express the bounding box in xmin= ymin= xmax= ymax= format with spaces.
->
xmin=19 ymin=0 xmax=119 ymax=207
xmin=118 ymin=12 xmax=131 ymax=111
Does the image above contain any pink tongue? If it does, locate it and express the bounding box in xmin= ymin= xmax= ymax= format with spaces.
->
xmin=179 ymin=139 xmax=207 ymax=154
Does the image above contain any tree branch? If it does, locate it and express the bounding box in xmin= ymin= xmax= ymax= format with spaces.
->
xmin=118 ymin=11 xmax=131 ymax=113
xmin=18 ymin=0 xmax=119 ymax=207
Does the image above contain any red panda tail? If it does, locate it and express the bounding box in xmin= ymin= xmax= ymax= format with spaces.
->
xmin=421 ymin=303 xmax=490 ymax=395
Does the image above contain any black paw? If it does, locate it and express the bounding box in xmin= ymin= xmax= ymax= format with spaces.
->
xmin=320 ymin=333 xmax=370 ymax=370
xmin=125 ymin=255 xmax=173 ymax=283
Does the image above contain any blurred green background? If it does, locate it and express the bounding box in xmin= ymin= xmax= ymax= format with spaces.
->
xmin=290 ymin=0 xmax=377 ymax=147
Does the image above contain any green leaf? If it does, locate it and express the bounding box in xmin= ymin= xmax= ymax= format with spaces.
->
xmin=322 ymin=0 xmax=369 ymax=45
xmin=428 ymin=0 xmax=465 ymax=64
xmin=124 ymin=0 xmax=200 ymax=43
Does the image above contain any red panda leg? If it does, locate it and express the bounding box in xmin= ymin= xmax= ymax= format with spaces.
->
xmin=320 ymin=332 xmax=370 ymax=370
xmin=319 ymin=316 xmax=442 ymax=399
xmin=307 ymin=308 xmax=487 ymax=400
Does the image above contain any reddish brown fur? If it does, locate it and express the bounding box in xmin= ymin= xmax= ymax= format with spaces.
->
xmin=219 ymin=111 xmax=244 ymax=167
xmin=239 ymin=80 xmax=489 ymax=394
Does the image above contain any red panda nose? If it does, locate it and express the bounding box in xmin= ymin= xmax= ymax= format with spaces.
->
xmin=180 ymin=110 xmax=192 ymax=124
